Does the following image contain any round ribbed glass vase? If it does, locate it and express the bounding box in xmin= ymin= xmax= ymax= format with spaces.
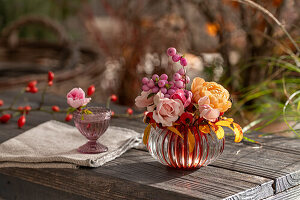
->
xmin=147 ymin=126 xmax=225 ymax=168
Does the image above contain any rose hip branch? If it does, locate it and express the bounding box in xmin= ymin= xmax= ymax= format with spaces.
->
xmin=0 ymin=72 xmax=144 ymax=128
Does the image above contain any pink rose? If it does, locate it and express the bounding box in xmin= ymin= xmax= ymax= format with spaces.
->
xmin=198 ymin=96 xmax=220 ymax=122
xmin=135 ymin=90 xmax=154 ymax=109
xmin=153 ymin=92 xmax=184 ymax=127
xmin=171 ymin=89 xmax=192 ymax=107
xmin=184 ymin=90 xmax=192 ymax=108
xmin=67 ymin=88 xmax=91 ymax=108
xmin=153 ymin=90 xmax=164 ymax=105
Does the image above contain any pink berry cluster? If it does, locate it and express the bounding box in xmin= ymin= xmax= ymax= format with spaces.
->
xmin=141 ymin=47 xmax=190 ymax=98
xmin=167 ymin=47 xmax=187 ymax=67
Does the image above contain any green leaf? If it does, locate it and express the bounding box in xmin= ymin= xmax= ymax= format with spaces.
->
xmin=67 ymin=107 xmax=76 ymax=113
xmin=85 ymin=109 xmax=92 ymax=114
xmin=242 ymin=136 xmax=260 ymax=144
xmin=147 ymin=93 xmax=155 ymax=99
xmin=81 ymin=115 xmax=84 ymax=120
xmin=283 ymin=90 xmax=300 ymax=137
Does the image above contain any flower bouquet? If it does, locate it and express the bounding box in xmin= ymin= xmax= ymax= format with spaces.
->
xmin=135 ymin=47 xmax=243 ymax=169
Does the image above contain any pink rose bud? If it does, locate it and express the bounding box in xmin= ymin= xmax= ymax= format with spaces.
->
xmin=67 ymin=88 xmax=91 ymax=108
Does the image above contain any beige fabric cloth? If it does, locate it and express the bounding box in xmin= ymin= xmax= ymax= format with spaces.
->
xmin=0 ymin=120 xmax=142 ymax=168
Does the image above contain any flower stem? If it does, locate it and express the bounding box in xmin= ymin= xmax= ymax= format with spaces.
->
xmin=9 ymin=88 xmax=25 ymax=109
xmin=113 ymin=113 xmax=144 ymax=119
xmin=38 ymin=84 xmax=48 ymax=110
xmin=106 ymin=97 xmax=111 ymax=109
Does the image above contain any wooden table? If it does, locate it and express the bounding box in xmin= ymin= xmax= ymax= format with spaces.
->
xmin=0 ymin=90 xmax=300 ymax=200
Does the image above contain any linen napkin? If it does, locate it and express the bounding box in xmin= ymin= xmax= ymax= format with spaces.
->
xmin=0 ymin=120 xmax=142 ymax=168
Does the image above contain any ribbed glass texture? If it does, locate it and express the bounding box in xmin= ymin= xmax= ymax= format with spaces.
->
xmin=73 ymin=107 xmax=111 ymax=154
xmin=147 ymin=126 xmax=225 ymax=168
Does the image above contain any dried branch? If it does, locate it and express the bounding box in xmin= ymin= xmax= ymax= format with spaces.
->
xmin=231 ymin=0 xmax=300 ymax=67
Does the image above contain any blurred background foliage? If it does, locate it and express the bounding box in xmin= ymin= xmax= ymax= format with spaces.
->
xmin=0 ymin=0 xmax=299 ymax=137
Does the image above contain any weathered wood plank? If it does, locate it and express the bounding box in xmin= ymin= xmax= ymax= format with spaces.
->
xmin=0 ymin=167 xmax=195 ymax=200
xmin=95 ymin=149 xmax=274 ymax=200
xmin=211 ymin=138 xmax=300 ymax=193
xmin=0 ymin=173 xmax=88 ymax=200
xmin=245 ymin=131 xmax=300 ymax=155
xmin=265 ymin=185 xmax=300 ymax=200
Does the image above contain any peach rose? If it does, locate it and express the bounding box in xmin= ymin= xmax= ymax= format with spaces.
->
xmin=153 ymin=91 xmax=184 ymax=127
xmin=191 ymin=77 xmax=231 ymax=112
xmin=198 ymin=96 xmax=220 ymax=122
xmin=135 ymin=90 xmax=154 ymax=109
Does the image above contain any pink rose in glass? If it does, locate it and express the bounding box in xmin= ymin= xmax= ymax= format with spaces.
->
xmin=198 ymin=96 xmax=220 ymax=122
xmin=171 ymin=89 xmax=192 ymax=108
xmin=67 ymin=88 xmax=91 ymax=108
xmin=153 ymin=92 xmax=184 ymax=127
xmin=135 ymin=90 xmax=154 ymax=109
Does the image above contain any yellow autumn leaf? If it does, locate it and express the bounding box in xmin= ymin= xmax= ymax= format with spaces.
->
xmin=215 ymin=126 xmax=225 ymax=140
xmin=167 ymin=126 xmax=183 ymax=139
xmin=233 ymin=123 xmax=243 ymax=143
xmin=215 ymin=120 xmax=232 ymax=127
xmin=199 ymin=125 xmax=210 ymax=133
xmin=151 ymin=123 xmax=156 ymax=129
xmin=143 ymin=124 xmax=152 ymax=145
xmin=224 ymin=118 xmax=234 ymax=123
xmin=188 ymin=128 xmax=195 ymax=153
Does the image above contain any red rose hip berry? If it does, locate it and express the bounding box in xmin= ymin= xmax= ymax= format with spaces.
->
xmin=52 ymin=106 xmax=60 ymax=112
xmin=48 ymin=71 xmax=54 ymax=82
xmin=110 ymin=94 xmax=118 ymax=102
xmin=127 ymin=108 xmax=133 ymax=115
xmin=87 ymin=85 xmax=95 ymax=96
xmin=18 ymin=115 xmax=26 ymax=128
xmin=0 ymin=114 xmax=11 ymax=123
xmin=65 ymin=114 xmax=73 ymax=122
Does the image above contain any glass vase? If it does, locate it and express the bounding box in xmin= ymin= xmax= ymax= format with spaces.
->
xmin=147 ymin=126 xmax=225 ymax=168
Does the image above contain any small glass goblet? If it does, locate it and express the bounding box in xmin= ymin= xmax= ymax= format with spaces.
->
xmin=73 ymin=107 xmax=111 ymax=154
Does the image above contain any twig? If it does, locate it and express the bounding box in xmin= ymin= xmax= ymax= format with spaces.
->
xmin=231 ymin=0 xmax=300 ymax=67
xmin=38 ymin=84 xmax=48 ymax=110
xmin=113 ymin=113 xmax=144 ymax=119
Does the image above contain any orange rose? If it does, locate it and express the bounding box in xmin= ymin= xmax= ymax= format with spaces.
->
xmin=191 ymin=77 xmax=231 ymax=113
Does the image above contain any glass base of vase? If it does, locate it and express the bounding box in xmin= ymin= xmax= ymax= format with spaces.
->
xmin=77 ymin=141 xmax=108 ymax=154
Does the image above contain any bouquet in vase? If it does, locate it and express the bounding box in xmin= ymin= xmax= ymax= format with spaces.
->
xmin=135 ymin=47 xmax=243 ymax=168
